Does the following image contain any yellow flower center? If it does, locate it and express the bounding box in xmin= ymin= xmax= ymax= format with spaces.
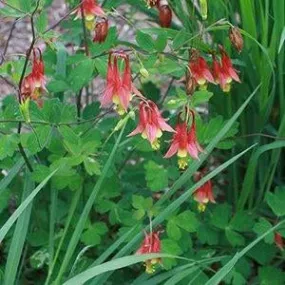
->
xmin=151 ymin=139 xmax=160 ymax=150
xmin=178 ymin=158 xmax=188 ymax=170
xmin=198 ymin=203 xmax=206 ymax=212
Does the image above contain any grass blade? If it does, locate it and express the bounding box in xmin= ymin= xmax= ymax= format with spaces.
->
xmin=64 ymin=254 xmax=189 ymax=285
xmin=4 ymin=171 xmax=34 ymax=285
xmin=238 ymin=141 xmax=285 ymax=209
xmin=0 ymin=158 xmax=24 ymax=195
xmin=0 ymin=169 xmax=58 ymax=243
xmin=205 ymin=219 xmax=285 ymax=285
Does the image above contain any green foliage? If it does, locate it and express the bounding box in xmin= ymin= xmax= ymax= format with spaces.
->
xmin=0 ymin=0 xmax=284 ymax=284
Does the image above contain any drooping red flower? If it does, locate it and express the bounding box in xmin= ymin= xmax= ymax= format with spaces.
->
xmin=164 ymin=111 xmax=203 ymax=169
xmin=193 ymin=170 xmax=215 ymax=212
xmin=101 ymin=52 xmax=132 ymax=114
xmin=136 ymin=231 xmax=161 ymax=274
xmin=275 ymin=233 xmax=284 ymax=251
xmin=93 ymin=18 xmax=108 ymax=43
xmin=158 ymin=4 xmax=172 ymax=28
xmin=217 ymin=45 xmax=241 ymax=92
xmin=74 ymin=0 xmax=105 ymax=21
xmin=128 ymin=100 xmax=174 ymax=149
xmin=20 ymin=48 xmax=46 ymax=105
xmin=212 ymin=55 xmax=229 ymax=92
xmin=189 ymin=50 xmax=215 ymax=89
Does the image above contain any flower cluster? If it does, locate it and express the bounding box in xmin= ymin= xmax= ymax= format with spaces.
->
xmin=21 ymin=48 xmax=46 ymax=106
xmin=188 ymin=47 xmax=241 ymax=93
xmin=136 ymin=231 xmax=161 ymax=273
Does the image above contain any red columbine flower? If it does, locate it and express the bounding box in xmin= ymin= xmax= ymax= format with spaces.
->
xmin=101 ymin=52 xmax=132 ymax=115
xmin=136 ymin=231 xmax=161 ymax=274
xmin=189 ymin=50 xmax=215 ymax=90
xmin=193 ymin=170 xmax=215 ymax=212
xmin=275 ymin=233 xmax=284 ymax=251
xmin=20 ymin=48 xmax=46 ymax=105
xmin=212 ymin=55 xmax=229 ymax=92
xmin=158 ymin=4 xmax=172 ymax=28
xmin=217 ymin=45 xmax=241 ymax=92
xmin=164 ymin=111 xmax=203 ymax=169
xmin=93 ymin=18 xmax=108 ymax=43
xmin=128 ymin=100 xmax=174 ymax=149
xmin=74 ymin=0 xmax=105 ymax=21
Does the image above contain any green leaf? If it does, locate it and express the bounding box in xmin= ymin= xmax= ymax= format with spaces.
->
xmin=0 ymin=169 xmax=58 ymax=243
xmin=84 ymin=157 xmax=101 ymax=176
xmin=230 ymin=211 xmax=255 ymax=232
xmin=197 ymin=224 xmax=219 ymax=245
xmin=81 ymin=222 xmax=108 ymax=246
xmin=266 ymin=187 xmax=285 ymax=216
xmin=161 ymin=239 xmax=183 ymax=269
xmin=144 ymin=161 xmax=168 ymax=191
xmin=0 ymin=134 xmax=19 ymax=159
xmin=253 ymin=218 xmax=274 ymax=244
xmin=211 ymin=204 xmax=231 ymax=230
xmin=36 ymin=11 xmax=48 ymax=34
xmin=225 ymin=228 xmax=245 ymax=247
xmin=67 ymin=59 xmax=94 ymax=91
xmin=176 ymin=210 xmax=199 ymax=232
xmin=154 ymin=32 xmax=168 ymax=52
xmin=136 ymin=31 xmax=155 ymax=52
xmin=191 ymin=90 xmax=214 ymax=106
xmin=47 ymin=80 xmax=69 ymax=93
xmin=172 ymin=29 xmax=188 ymax=50
xmin=167 ymin=219 xmax=182 ymax=240
xmin=258 ymin=266 xmax=285 ymax=285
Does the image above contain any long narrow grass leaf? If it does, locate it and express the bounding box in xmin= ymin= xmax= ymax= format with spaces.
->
xmin=4 ymin=172 xmax=34 ymax=285
xmin=0 ymin=169 xmax=58 ymax=243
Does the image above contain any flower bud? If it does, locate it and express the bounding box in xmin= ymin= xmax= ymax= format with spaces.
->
xmin=229 ymin=26 xmax=243 ymax=53
xmin=93 ymin=18 xmax=109 ymax=43
xmin=185 ymin=69 xmax=197 ymax=96
xmin=140 ymin=67 xmax=149 ymax=78
xmin=199 ymin=0 xmax=207 ymax=20
xmin=158 ymin=5 xmax=172 ymax=28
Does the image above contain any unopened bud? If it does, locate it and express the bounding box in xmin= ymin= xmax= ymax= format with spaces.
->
xmin=185 ymin=69 xmax=197 ymax=96
xmin=158 ymin=5 xmax=172 ymax=28
xmin=93 ymin=18 xmax=109 ymax=43
xmin=229 ymin=26 xmax=243 ymax=53
xmin=199 ymin=0 xmax=208 ymax=20
xmin=140 ymin=67 xmax=149 ymax=78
